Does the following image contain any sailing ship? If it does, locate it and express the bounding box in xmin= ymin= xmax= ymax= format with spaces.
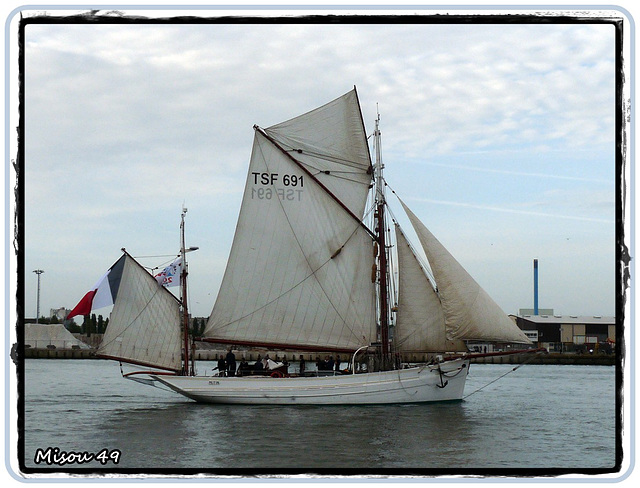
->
xmin=68 ymin=88 xmax=534 ymax=405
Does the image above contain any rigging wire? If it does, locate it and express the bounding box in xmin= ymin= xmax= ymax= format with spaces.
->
xmin=286 ymin=156 xmax=371 ymax=188
xmin=310 ymin=169 xmax=372 ymax=188
xmin=383 ymin=180 xmax=439 ymax=287
xmin=283 ymin=145 xmax=370 ymax=172
xmin=134 ymin=254 xmax=179 ymax=259
xmin=462 ymin=353 xmax=541 ymax=400
xmin=134 ymin=254 xmax=181 ymax=274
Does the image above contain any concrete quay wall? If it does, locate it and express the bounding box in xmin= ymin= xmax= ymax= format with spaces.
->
xmin=469 ymin=352 xmax=615 ymax=366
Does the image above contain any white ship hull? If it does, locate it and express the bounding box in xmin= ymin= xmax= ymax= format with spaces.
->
xmin=153 ymin=359 xmax=469 ymax=405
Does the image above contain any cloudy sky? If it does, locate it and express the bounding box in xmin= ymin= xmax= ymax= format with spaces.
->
xmin=17 ymin=7 xmax=625 ymax=322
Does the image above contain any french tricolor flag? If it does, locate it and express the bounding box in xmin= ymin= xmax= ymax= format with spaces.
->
xmin=67 ymin=255 xmax=126 ymax=319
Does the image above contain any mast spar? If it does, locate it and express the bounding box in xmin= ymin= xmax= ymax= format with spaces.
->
xmin=180 ymin=206 xmax=196 ymax=376
xmin=374 ymin=111 xmax=391 ymax=367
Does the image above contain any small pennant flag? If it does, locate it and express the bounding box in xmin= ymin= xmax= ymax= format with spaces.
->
xmin=67 ymin=255 xmax=126 ymax=319
xmin=155 ymin=257 xmax=182 ymax=288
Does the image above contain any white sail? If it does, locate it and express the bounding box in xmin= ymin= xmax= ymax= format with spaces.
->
xmin=394 ymin=225 xmax=467 ymax=353
xmin=400 ymin=201 xmax=531 ymax=344
xmin=97 ymin=253 xmax=183 ymax=371
xmin=203 ymin=90 xmax=376 ymax=351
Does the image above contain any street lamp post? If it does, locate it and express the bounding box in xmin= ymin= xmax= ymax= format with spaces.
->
xmin=33 ymin=269 xmax=44 ymax=324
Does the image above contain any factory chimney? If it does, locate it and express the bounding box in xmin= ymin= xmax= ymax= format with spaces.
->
xmin=533 ymin=259 xmax=539 ymax=315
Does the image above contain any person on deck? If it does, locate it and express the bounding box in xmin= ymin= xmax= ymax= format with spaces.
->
xmin=254 ymin=355 xmax=264 ymax=372
xmin=216 ymin=355 xmax=227 ymax=377
xmin=238 ymin=358 xmax=249 ymax=375
xmin=299 ymin=355 xmax=306 ymax=375
xmin=226 ymin=349 xmax=237 ymax=377
xmin=326 ymin=356 xmax=335 ymax=371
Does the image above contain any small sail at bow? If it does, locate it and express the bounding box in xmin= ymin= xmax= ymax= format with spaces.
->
xmin=400 ymin=200 xmax=531 ymax=344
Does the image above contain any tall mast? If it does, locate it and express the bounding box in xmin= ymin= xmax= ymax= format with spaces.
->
xmin=180 ymin=206 xmax=193 ymax=376
xmin=374 ymin=111 xmax=390 ymax=366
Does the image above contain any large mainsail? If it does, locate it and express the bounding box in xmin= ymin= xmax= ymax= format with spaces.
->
xmin=400 ymin=201 xmax=531 ymax=344
xmin=97 ymin=253 xmax=183 ymax=371
xmin=394 ymin=225 xmax=467 ymax=353
xmin=203 ymin=89 xmax=376 ymax=351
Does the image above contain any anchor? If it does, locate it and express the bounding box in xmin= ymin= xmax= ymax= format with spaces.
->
xmin=436 ymin=365 xmax=449 ymax=388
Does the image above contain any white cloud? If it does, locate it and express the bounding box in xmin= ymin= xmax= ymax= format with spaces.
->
xmin=413 ymin=196 xmax=614 ymax=224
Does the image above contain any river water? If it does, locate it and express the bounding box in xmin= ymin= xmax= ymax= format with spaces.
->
xmin=15 ymin=359 xmax=621 ymax=479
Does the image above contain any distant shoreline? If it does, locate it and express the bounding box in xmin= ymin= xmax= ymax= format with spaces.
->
xmin=469 ymin=352 xmax=615 ymax=366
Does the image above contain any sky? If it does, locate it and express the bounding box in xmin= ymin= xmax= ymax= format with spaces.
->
xmin=15 ymin=6 xmax=626 ymax=322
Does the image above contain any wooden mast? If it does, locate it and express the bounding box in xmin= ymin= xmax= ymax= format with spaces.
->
xmin=374 ymin=112 xmax=391 ymax=367
xmin=180 ymin=206 xmax=193 ymax=376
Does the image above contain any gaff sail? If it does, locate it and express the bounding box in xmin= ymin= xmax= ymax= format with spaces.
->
xmin=202 ymin=90 xmax=377 ymax=352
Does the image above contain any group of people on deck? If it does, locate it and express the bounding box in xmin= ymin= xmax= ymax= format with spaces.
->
xmin=315 ymin=355 xmax=342 ymax=372
xmin=215 ymin=351 xmax=290 ymax=377
xmin=215 ymin=349 xmax=238 ymax=377
xmin=214 ymin=350 xmax=344 ymax=377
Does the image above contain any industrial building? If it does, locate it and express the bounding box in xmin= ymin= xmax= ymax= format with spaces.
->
xmin=515 ymin=314 xmax=615 ymax=353
xmin=516 ymin=259 xmax=615 ymax=354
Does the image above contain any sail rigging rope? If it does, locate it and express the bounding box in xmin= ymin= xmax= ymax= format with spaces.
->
xmin=384 ymin=181 xmax=439 ymax=286
xmin=280 ymin=148 xmax=370 ymax=186
xmin=311 ymin=168 xmax=372 ymax=187
xmin=136 ymin=254 xmax=180 ymax=274
xmin=462 ymin=353 xmax=541 ymax=400
xmin=395 ymin=368 xmax=419 ymax=397
xmin=274 ymin=146 xmax=374 ymax=199
xmin=278 ymin=142 xmax=370 ymax=171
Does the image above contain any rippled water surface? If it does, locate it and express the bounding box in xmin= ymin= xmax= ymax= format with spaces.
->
xmin=18 ymin=359 xmax=619 ymax=476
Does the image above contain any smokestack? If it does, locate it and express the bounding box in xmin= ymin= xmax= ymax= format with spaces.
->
xmin=533 ymin=259 xmax=539 ymax=315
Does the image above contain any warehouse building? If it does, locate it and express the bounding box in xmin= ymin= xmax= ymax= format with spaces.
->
xmin=515 ymin=314 xmax=615 ymax=354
